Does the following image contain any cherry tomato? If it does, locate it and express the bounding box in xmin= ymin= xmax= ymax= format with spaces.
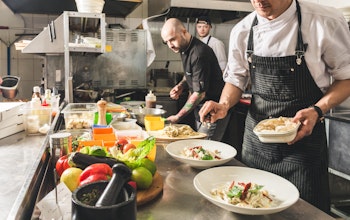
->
xmin=123 ymin=143 xmax=136 ymax=154
xmin=115 ymin=138 xmax=129 ymax=151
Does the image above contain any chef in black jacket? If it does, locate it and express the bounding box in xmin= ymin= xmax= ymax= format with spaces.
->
xmin=161 ymin=18 xmax=230 ymax=141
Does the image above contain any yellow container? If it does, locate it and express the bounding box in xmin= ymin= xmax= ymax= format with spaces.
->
xmin=144 ymin=116 xmax=164 ymax=131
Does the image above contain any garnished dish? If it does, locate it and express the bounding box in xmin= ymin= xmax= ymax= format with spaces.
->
xmin=210 ymin=181 xmax=277 ymax=208
xmin=193 ymin=166 xmax=300 ymax=215
xmin=166 ymin=140 xmax=236 ymax=169
xmin=181 ymin=146 xmax=221 ymax=160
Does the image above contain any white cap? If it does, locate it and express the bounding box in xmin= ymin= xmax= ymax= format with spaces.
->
xmin=33 ymin=86 xmax=40 ymax=93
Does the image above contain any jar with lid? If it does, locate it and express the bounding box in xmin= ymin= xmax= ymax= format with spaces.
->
xmin=145 ymin=90 xmax=156 ymax=108
xmin=32 ymin=86 xmax=42 ymax=101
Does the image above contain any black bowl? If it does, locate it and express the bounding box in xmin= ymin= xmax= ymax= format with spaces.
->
xmin=72 ymin=181 xmax=136 ymax=220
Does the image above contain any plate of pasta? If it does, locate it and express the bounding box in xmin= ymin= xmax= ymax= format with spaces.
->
xmin=166 ymin=139 xmax=237 ymax=169
xmin=147 ymin=124 xmax=207 ymax=142
xmin=193 ymin=166 xmax=299 ymax=215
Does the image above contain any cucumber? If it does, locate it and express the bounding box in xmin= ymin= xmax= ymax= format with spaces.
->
xmin=68 ymin=152 xmax=123 ymax=169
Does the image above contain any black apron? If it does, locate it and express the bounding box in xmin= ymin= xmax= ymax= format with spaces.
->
xmin=242 ymin=0 xmax=330 ymax=212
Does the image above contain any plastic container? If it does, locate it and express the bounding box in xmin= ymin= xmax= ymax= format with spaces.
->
xmin=62 ymin=103 xmax=97 ymax=129
xmin=23 ymin=104 xmax=52 ymax=135
xmin=145 ymin=90 xmax=156 ymax=108
xmin=144 ymin=116 xmax=164 ymax=131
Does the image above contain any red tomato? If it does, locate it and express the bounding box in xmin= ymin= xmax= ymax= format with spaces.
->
xmin=55 ymin=155 xmax=70 ymax=177
xmin=115 ymin=138 xmax=129 ymax=151
xmin=123 ymin=143 xmax=136 ymax=154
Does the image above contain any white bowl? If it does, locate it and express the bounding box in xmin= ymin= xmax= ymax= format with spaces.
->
xmin=193 ymin=166 xmax=300 ymax=215
xmin=165 ymin=139 xmax=237 ymax=169
xmin=110 ymin=118 xmax=137 ymax=130
xmin=253 ymin=117 xmax=300 ymax=143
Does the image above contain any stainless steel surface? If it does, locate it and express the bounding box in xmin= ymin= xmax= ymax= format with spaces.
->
xmin=148 ymin=0 xmax=253 ymax=23
xmin=2 ymin=0 xmax=142 ymax=17
xmin=137 ymin=145 xmax=335 ymax=220
xmin=4 ymin=111 xmax=335 ymax=219
xmin=0 ymin=130 xmax=48 ymax=220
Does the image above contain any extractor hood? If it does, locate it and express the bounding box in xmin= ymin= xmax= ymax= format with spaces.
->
xmin=2 ymin=0 xmax=142 ymax=17
xmin=148 ymin=0 xmax=254 ymax=23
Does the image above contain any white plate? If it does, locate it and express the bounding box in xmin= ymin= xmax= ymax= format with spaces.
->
xmin=193 ymin=166 xmax=299 ymax=215
xmin=165 ymin=139 xmax=237 ymax=169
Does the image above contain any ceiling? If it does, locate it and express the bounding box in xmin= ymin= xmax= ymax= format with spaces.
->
xmin=1 ymin=0 xmax=142 ymax=17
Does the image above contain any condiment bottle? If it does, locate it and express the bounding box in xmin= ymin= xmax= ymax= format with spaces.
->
xmin=42 ymin=89 xmax=52 ymax=106
xmin=145 ymin=90 xmax=156 ymax=108
xmin=32 ymin=86 xmax=42 ymax=102
xmin=97 ymin=98 xmax=107 ymax=125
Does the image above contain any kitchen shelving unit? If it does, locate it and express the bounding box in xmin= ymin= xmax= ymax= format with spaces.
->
xmin=22 ymin=11 xmax=106 ymax=103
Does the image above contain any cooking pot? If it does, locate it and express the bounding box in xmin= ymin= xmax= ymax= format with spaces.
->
xmin=0 ymin=76 xmax=20 ymax=99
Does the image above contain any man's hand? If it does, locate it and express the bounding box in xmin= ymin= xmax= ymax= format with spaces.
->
xmin=198 ymin=100 xmax=228 ymax=123
xmin=166 ymin=115 xmax=179 ymax=124
xmin=288 ymin=107 xmax=320 ymax=145
xmin=169 ymin=84 xmax=184 ymax=100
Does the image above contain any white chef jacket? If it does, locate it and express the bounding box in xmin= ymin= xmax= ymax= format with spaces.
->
xmin=200 ymin=35 xmax=227 ymax=72
xmin=224 ymin=0 xmax=350 ymax=93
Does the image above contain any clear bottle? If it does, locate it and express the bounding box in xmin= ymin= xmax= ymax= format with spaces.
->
xmin=145 ymin=90 xmax=156 ymax=108
xmin=43 ymin=89 xmax=52 ymax=106
xmin=32 ymin=86 xmax=42 ymax=102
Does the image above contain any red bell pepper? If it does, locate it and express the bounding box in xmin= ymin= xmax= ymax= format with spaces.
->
xmin=56 ymin=155 xmax=70 ymax=177
xmin=79 ymin=163 xmax=113 ymax=186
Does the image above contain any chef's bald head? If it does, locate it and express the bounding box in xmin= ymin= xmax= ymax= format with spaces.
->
xmin=161 ymin=18 xmax=186 ymax=37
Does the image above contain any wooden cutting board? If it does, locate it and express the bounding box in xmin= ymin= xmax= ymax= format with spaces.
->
xmin=136 ymin=171 xmax=163 ymax=206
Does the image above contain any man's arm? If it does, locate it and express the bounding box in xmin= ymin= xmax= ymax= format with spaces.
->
xmin=167 ymin=91 xmax=205 ymax=123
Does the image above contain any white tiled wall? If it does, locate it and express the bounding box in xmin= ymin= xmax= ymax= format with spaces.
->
xmin=0 ymin=0 xmax=349 ymax=100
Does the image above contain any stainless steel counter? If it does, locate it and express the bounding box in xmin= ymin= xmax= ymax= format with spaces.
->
xmin=137 ymin=144 xmax=335 ymax=220
xmin=0 ymin=132 xmax=48 ymax=220
xmin=3 ymin=113 xmax=335 ymax=219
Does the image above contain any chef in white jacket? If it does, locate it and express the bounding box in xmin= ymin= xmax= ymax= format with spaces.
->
xmin=196 ymin=16 xmax=227 ymax=72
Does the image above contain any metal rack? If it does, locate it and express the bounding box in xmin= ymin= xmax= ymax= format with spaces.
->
xmin=23 ymin=11 xmax=106 ymax=103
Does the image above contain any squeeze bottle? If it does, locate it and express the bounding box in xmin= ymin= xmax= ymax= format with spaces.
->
xmin=145 ymin=90 xmax=156 ymax=108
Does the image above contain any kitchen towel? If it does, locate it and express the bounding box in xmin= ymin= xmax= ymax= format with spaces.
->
xmin=142 ymin=9 xmax=170 ymax=67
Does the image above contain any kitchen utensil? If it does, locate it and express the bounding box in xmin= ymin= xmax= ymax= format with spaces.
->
xmin=71 ymin=179 xmax=136 ymax=220
xmin=0 ymin=76 xmax=20 ymax=99
xmin=96 ymin=163 xmax=132 ymax=206
xmin=50 ymin=132 xmax=72 ymax=158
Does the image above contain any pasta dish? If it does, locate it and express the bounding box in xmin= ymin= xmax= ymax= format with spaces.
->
xmin=162 ymin=124 xmax=197 ymax=137
xmin=254 ymin=117 xmax=299 ymax=133
xmin=211 ymin=181 xmax=278 ymax=208
xmin=181 ymin=146 xmax=221 ymax=160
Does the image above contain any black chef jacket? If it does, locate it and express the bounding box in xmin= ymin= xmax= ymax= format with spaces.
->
xmin=181 ymin=36 xmax=224 ymax=103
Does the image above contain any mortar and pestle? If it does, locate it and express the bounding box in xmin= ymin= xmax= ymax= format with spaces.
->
xmin=71 ymin=163 xmax=136 ymax=220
